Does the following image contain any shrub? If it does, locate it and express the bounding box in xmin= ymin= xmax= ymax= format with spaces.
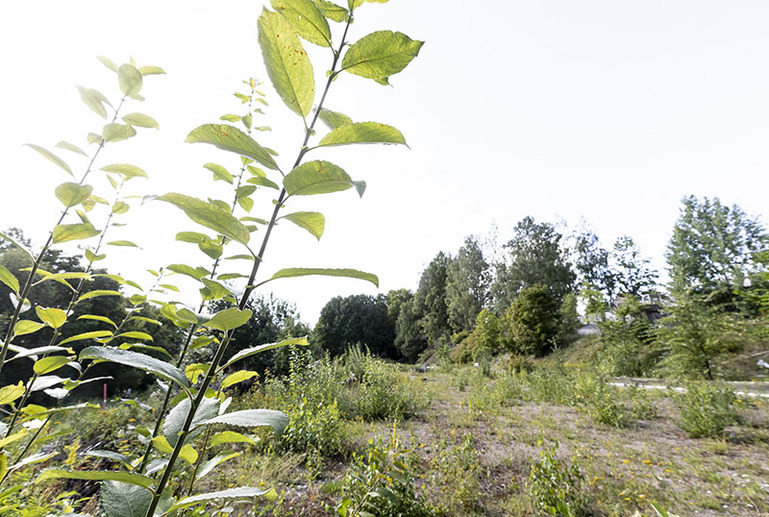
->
xmin=430 ymin=433 xmax=485 ymax=513
xmin=335 ymin=438 xmax=433 ymax=517
xmin=675 ymin=381 xmax=739 ymax=438
xmin=528 ymin=441 xmax=587 ymax=517
xmin=574 ymin=371 xmax=626 ymax=427
xmin=507 ymin=284 xmax=562 ymax=357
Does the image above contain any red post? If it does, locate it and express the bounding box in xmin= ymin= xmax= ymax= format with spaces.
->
xmin=102 ymin=383 xmax=107 ymax=409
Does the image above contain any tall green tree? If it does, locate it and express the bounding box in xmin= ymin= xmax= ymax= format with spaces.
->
xmin=506 ymin=283 xmax=562 ymax=357
xmin=394 ymin=296 xmax=428 ymax=362
xmin=667 ymin=196 xmax=768 ymax=310
xmin=446 ymin=236 xmax=490 ymax=333
xmin=413 ymin=252 xmax=453 ymax=348
xmin=313 ymin=294 xmax=396 ymax=358
xmin=611 ymin=236 xmax=658 ymax=298
xmin=492 ymin=216 xmax=576 ymax=311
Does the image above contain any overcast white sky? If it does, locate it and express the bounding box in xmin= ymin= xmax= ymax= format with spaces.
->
xmin=2 ymin=1 xmax=768 ymax=324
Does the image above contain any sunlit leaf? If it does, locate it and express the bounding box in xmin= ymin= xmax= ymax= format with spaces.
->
xmin=77 ymin=86 xmax=110 ymax=119
xmin=194 ymin=452 xmax=242 ymax=481
xmin=107 ymin=240 xmax=139 ymax=247
xmin=59 ymin=330 xmax=114 ymax=345
xmin=179 ymin=444 xmax=199 ymax=465
xmin=204 ymin=308 xmax=252 ymax=332
xmin=221 ymin=370 xmax=258 ymax=390
xmin=55 ymin=182 xmax=93 ymax=208
xmin=78 ymin=314 xmax=117 ymax=327
xmin=36 ymin=307 xmax=66 ymax=329
xmin=114 ymin=331 xmax=153 ymax=342
xmin=342 ymin=30 xmax=423 ymax=85
xmin=138 ymin=65 xmax=166 ymax=76
xmin=118 ymin=64 xmax=143 ymax=96
xmin=318 ymin=108 xmax=353 ymax=129
xmin=280 ymin=211 xmax=324 ymax=240
xmin=100 ymin=481 xmax=153 ymax=517
xmin=0 ymin=231 xmax=35 ymax=261
xmin=158 ymin=193 xmax=251 ymax=245
xmin=0 ymin=265 xmax=19 ymax=293
xmin=171 ymin=487 xmax=274 ymax=511
xmin=221 ymin=337 xmax=308 ymax=369
xmin=36 ymin=469 xmax=155 ymax=489
xmin=24 ymin=144 xmax=73 ymax=176
xmin=246 ymin=176 xmax=280 ymax=189
xmin=210 ymin=431 xmax=257 ymax=447
xmin=122 ymin=113 xmax=158 ymax=129
xmin=318 ymin=122 xmax=406 ymax=147
xmin=283 ymin=160 xmax=358 ymax=196
xmin=186 ymin=124 xmax=278 ymax=170
xmin=80 ymin=346 xmax=189 ymax=391
xmin=55 ymin=140 xmax=87 ymax=156
xmin=163 ymin=396 xmax=220 ymax=447
xmin=77 ymin=290 xmax=123 ymax=302
xmin=315 ymin=0 xmax=348 ymax=22
xmin=100 ymin=164 xmax=148 ymax=179
xmin=271 ymin=0 xmax=331 ymax=47
xmin=200 ymin=278 xmax=232 ymax=300
xmin=52 ymin=223 xmax=100 ymax=243
xmin=97 ymin=56 xmax=119 ymax=73
xmin=258 ymin=9 xmax=315 ymax=117
xmin=13 ymin=320 xmax=45 ymax=337
xmin=167 ymin=263 xmax=208 ymax=281
xmin=103 ymin=123 xmax=137 ymax=142
xmin=33 ymin=356 xmax=72 ymax=375
xmin=269 ymin=267 xmax=378 ymax=286
xmin=0 ymin=382 xmax=25 ymax=406
xmin=204 ymin=163 xmax=233 ymax=184
xmin=196 ymin=409 xmax=288 ymax=435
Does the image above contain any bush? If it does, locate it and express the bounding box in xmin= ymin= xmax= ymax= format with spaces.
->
xmin=574 ymin=371 xmax=626 ymax=427
xmin=335 ymin=438 xmax=433 ymax=517
xmin=528 ymin=441 xmax=587 ymax=517
xmin=507 ymin=284 xmax=562 ymax=357
xmin=430 ymin=434 xmax=485 ymax=513
xmin=675 ymin=381 xmax=739 ymax=438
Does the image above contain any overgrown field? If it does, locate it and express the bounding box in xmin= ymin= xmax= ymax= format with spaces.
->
xmin=17 ymin=348 xmax=769 ymax=516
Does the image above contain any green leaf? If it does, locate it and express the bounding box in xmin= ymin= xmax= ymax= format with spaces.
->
xmin=220 ymin=114 xmax=241 ymax=122
xmin=171 ymin=487 xmax=273 ymax=511
xmin=55 ymin=140 xmax=87 ymax=156
xmin=271 ymin=0 xmax=331 ymax=47
xmin=0 ymin=382 xmax=25 ymax=406
xmin=204 ymin=163 xmax=233 ymax=184
xmin=55 ymin=182 xmax=93 ymax=208
xmin=200 ymin=278 xmax=232 ymax=300
xmin=350 ymin=0 xmax=389 ymax=10
xmin=118 ymin=64 xmax=143 ymax=96
xmin=24 ymin=144 xmax=73 ymax=176
xmin=122 ymin=113 xmax=158 ymax=129
xmin=283 ymin=160 xmax=359 ymax=196
xmin=198 ymin=238 xmax=224 ymax=260
xmin=163 ymin=396 xmax=220 ymax=447
xmin=270 ymin=267 xmax=378 ymax=286
xmin=100 ymin=481 xmax=153 ymax=517
xmin=157 ymin=193 xmax=251 ymax=245
xmin=280 ymin=211 xmax=324 ymax=240
xmin=97 ymin=56 xmax=119 ymax=73
xmin=77 ymin=86 xmax=110 ymax=118
xmin=318 ymin=108 xmax=353 ymax=129
xmin=222 ymin=337 xmax=308 ymax=369
xmin=111 ymin=201 xmax=130 ymax=215
xmin=210 ymin=431 xmax=257 ymax=447
xmin=7 ymin=345 xmax=71 ymax=361
xmin=52 ymin=223 xmax=100 ymax=243
xmin=204 ymin=308 xmax=252 ymax=332
xmin=85 ymin=450 xmax=133 ymax=468
xmin=315 ymin=0 xmax=348 ymax=22
xmin=103 ymin=123 xmax=137 ymax=142
xmin=118 ymin=343 xmax=172 ymax=360
xmin=88 ymin=132 xmax=103 ymax=144
xmin=36 ymin=307 xmax=67 ymax=329
xmin=85 ymin=250 xmax=106 ymax=262
xmin=77 ymin=290 xmax=123 ymax=302
xmin=221 ymin=370 xmax=258 ymax=390
xmin=59 ymin=330 xmax=114 ymax=345
xmin=33 ymin=356 xmax=72 ymax=375
xmin=78 ymin=314 xmax=117 ymax=327
xmin=194 ymin=452 xmax=242 ymax=481
xmin=32 ymin=271 xmax=91 ymax=287
xmin=0 ymin=231 xmax=35 ymax=261
xmin=258 ymin=9 xmax=315 ymax=117
xmin=186 ymin=124 xmax=278 ymax=171
xmin=179 ymin=444 xmax=199 ymax=465
xmin=100 ymin=164 xmax=148 ymax=179
xmin=114 ymin=331 xmax=153 ymax=342
xmin=36 ymin=469 xmax=155 ymax=489
xmin=246 ymin=176 xmax=280 ymax=189
xmin=0 ymin=265 xmax=19 ymax=293
xmin=80 ymin=346 xmax=190 ymax=391
xmin=167 ymin=263 xmax=208 ymax=281
xmin=175 ymin=232 xmax=209 ymax=244
xmin=107 ymin=240 xmax=139 ymax=247
xmin=342 ymin=30 xmax=423 ymax=85
xmin=318 ymin=122 xmax=406 ymax=147
xmin=13 ymin=320 xmax=45 ymax=337
xmin=138 ymin=65 xmax=166 ymax=76
xmin=197 ymin=409 xmax=288 ymax=436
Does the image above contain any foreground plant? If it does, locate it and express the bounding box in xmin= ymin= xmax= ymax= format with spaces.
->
xmin=2 ymin=1 xmax=422 ymax=516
